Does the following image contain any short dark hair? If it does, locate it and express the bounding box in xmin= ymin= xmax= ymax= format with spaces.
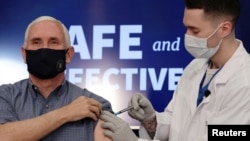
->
xmin=184 ymin=0 xmax=240 ymax=27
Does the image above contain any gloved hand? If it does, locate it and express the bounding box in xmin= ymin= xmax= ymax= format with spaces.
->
xmin=128 ymin=93 xmax=155 ymax=122
xmin=100 ymin=111 xmax=138 ymax=141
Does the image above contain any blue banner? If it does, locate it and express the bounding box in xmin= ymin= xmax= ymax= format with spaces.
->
xmin=0 ymin=0 xmax=249 ymax=127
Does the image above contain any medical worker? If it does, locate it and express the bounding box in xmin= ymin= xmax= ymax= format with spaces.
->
xmin=100 ymin=0 xmax=250 ymax=141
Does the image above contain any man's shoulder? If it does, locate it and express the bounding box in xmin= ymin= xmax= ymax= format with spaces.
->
xmin=188 ymin=58 xmax=207 ymax=67
xmin=65 ymin=80 xmax=112 ymax=110
xmin=183 ymin=58 xmax=207 ymax=72
xmin=0 ymin=79 xmax=29 ymax=91
xmin=65 ymin=80 xmax=92 ymax=96
xmin=66 ymin=80 xmax=101 ymax=97
xmin=0 ymin=79 xmax=30 ymax=102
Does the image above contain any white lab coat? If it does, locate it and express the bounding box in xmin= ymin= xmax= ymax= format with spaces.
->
xmin=138 ymin=40 xmax=250 ymax=141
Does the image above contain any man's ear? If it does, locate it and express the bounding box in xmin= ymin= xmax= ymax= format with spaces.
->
xmin=66 ymin=46 xmax=75 ymax=64
xmin=220 ymin=21 xmax=233 ymax=38
xmin=21 ymin=47 xmax=27 ymax=64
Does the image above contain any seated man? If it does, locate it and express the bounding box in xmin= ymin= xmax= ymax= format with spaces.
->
xmin=0 ymin=16 xmax=112 ymax=141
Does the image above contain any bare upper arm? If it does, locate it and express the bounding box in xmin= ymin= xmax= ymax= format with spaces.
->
xmin=94 ymin=119 xmax=112 ymax=141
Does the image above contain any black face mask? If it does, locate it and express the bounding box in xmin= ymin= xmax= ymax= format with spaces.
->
xmin=25 ymin=48 xmax=68 ymax=79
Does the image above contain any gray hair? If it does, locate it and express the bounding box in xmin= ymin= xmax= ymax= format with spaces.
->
xmin=23 ymin=16 xmax=71 ymax=48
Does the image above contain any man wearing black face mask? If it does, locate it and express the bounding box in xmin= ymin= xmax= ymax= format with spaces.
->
xmin=25 ymin=48 xmax=68 ymax=79
xmin=0 ymin=16 xmax=113 ymax=141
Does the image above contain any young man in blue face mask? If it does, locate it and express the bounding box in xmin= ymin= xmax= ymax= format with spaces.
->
xmin=99 ymin=0 xmax=250 ymax=141
xmin=0 ymin=16 xmax=113 ymax=141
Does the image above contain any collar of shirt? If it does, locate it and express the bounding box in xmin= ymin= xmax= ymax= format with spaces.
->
xmin=28 ymin=79 xmax=67 ymax=100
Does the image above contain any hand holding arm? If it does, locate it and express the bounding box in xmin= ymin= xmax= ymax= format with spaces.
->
xmin=63 ymin=96 xmax=102 ymax=121
xmin=94 ymin=119 xmax=112 ymax=141
xmin=0 ymin=96 xmax=102 ymax=141
xmin=100 ymin=111 xmax=138 ymax=141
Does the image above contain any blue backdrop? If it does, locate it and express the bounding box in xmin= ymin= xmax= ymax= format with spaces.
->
xmin=0 ymin=0 xmax=249 ymax=127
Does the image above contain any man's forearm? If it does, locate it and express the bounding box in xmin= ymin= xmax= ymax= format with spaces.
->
xmin=142 ymin=116 xmax=157 ymax=139
xmin=0 ymin=107 xmax=68 ymax=141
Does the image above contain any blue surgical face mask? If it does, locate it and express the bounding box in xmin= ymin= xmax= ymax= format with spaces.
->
xmin=184 ymin=23 xmax=223 ymax=58
xmin=25 ymin=48 xmax=68 ymax=79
